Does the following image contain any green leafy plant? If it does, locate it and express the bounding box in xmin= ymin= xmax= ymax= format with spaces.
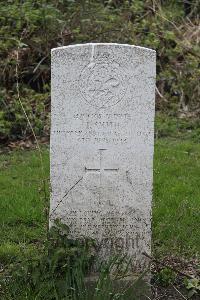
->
xmin=184 ymin=278 xmax=200 ymax=299
xmin=155 ymin=267 xmax=176 ymax=287
xmin=0 ymin=1 xmax=200 ymax=143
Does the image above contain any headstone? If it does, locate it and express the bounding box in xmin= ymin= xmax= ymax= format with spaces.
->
xmin=50 ymin=43 xmax=156 ymax=275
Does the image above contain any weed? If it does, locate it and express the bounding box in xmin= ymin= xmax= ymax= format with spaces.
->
xmin=154 ymin=267 xmax=176 ymax=287
xmin=184 ymin=278 xmax=200 ymax=299
xmin=1 ymin=221 xmax=148 ymax=300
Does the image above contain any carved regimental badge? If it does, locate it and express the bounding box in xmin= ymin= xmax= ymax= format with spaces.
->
xmin=79 ymin=60 xmax=127 ymax=108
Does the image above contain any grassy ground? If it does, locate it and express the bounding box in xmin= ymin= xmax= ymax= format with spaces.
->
xmin=153 ymin=138 xmax=200 ymax=257
xmin=0 ymin=148 xmax=49 ymax=265
xmin=0 ymin=119 xmax=199 ymax=266
xmin=0 ymin=116 xmax=200 ymax=299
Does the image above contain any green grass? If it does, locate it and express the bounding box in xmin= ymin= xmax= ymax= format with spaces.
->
xmin=0 ymin=131 xmax=199 ymax=266
xmin=0 ymin=147 xmax=49 ymax=264
xmin=153 ymin=138 xmax=200 ymax=257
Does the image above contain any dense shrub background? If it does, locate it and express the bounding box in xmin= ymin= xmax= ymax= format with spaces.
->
xmin=0 ymin=0 xmax=199 ymax=143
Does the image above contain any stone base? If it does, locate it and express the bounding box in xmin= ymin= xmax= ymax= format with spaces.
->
xmin=84 ymin=273 xmax=151 ymax=299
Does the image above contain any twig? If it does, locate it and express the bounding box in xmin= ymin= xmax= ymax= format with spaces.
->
xmin=49 ymin=176 xmax=83 ymax=218
xmin=142 ymin=252 xmax=194 ymax=279
xmin=15 ymin=33 xmax=48 ymax=229
xmin=147 ymin=6 xmax=181 ymax=33
xmin=156 ymin=86 xmax=168 ymax=102
xmin=33 ymin=55 xmax=48 ymax=73
xmin=172 ymin=284 xmax=187 ymax=300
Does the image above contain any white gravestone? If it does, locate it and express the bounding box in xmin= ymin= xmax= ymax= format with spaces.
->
xmin=50 ymin=43 xmax=156 ymax=273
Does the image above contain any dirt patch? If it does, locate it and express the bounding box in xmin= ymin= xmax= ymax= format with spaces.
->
xmin=151 ymin=255 xmax=200 ymax=299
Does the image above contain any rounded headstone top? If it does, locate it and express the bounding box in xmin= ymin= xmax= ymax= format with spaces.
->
xmin=51 ymin=43 xmax=156 ymax=54
xmin=51 ymin=43 xmax=156 ymax=109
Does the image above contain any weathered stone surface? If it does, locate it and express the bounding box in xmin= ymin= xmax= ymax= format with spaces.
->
xmin=50 ymin=43 xmax=156 ymax=273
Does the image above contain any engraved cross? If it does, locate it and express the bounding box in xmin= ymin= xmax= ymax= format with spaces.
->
xmin=85 ymin=149 xmax=119 ymax=175
xmin=85 ymin=149 xmax=119 ymax=204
